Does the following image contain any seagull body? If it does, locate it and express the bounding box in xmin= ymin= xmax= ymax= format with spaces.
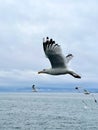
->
xmin=84 ymin=89 xmax=90 ymax=95
xmin=38 ymin=37 xmax=81 ymax=78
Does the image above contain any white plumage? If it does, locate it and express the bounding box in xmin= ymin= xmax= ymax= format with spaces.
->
xmin=38 ymin=37 xmax=81 ymax=78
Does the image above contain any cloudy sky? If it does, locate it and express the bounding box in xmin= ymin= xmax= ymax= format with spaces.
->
xmin=0 ymin=0 xmax=98 ymax=89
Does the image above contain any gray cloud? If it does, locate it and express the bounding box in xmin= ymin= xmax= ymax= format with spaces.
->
xmin=0 ymin=0 xmax=98 ymax=87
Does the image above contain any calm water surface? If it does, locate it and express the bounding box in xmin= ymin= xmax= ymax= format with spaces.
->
xmin=0 ymin=93 xmax=98 ymax=130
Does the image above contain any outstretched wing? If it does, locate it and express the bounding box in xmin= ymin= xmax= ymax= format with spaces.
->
xmin=43 ymin=37 xmax=66 ymax=68
xmin=65 ymin=54 xmax=73 ymax=63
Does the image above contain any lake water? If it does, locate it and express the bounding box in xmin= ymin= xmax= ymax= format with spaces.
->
xmin=0 ymin=93 xmax=98 ymax=130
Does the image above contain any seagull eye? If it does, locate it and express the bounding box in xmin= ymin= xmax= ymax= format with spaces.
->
xmin=43 ymin=69 xmax=46 ymax=71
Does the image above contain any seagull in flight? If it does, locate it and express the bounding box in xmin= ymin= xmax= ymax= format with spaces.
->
xmin=38 ymin=37 xmax=81 ymax=78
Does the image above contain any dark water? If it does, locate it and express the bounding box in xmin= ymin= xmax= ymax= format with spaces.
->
xmin=0 ymin=93 xmax=98 ymax=130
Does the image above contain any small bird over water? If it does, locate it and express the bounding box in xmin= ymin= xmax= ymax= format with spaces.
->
xmin=32 ymin=85 xmax=37 ymax=92
xmin=38 ymin=37 xmax=81 ymax=78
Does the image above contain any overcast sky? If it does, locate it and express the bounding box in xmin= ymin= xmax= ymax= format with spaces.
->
xmin=0 ymin=0 xmax=98 ymax=88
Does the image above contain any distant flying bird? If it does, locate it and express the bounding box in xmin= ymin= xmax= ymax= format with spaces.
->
xmin=32 ymin=85 xmax=37 ymax=92
xmin=75 ymin=86 xmax=97 ymax=103
xmin=38 ymin=37 xmax=81 ymax=78
xmin=83 ymin=89 xmax=90 ymax=95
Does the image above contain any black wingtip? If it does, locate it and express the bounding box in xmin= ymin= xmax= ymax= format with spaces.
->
xmin=75 ymin=75 xmax=81 ymax=79
xmin=66 ymin=54 xmax=73 ymax=58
